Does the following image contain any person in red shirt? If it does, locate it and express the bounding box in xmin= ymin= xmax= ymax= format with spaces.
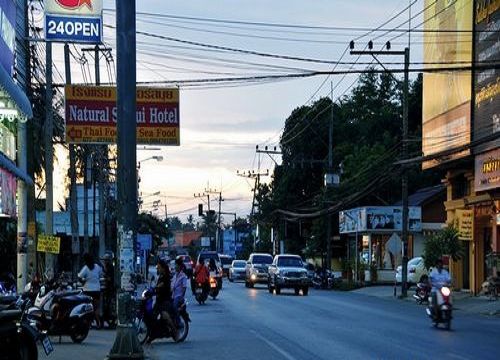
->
xmin=192 ymin=258 xmax=209 ymax=295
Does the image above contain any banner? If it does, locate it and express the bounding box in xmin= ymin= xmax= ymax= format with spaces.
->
xmin=422 ymin=0 xmax=473 ymax=169
xmin=0 ymin=168 xmax=16 ymax=217
xmin=44 ymin=0 xmax=102 ymax=43
xmin=456 ymin=209 xmax=474 ymax=241
xmin=37 ymin=235 xmax=61 ymax=254
xmin=0 ymin=0 xmax=15 ymax=75
xmin=65 ymin=85 xmax=180 ymax=145
xmin=474 ymin=0 xmax=500 ymax=154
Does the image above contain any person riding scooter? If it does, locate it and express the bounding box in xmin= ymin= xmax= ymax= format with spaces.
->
xmin=155 ymin=258 xmax=176 ymax=334
xmin=192 ymin=258 xmax=209 ymax=295
xmin=429 ymin=259 xmax=451 ymax=315
xmin=172 ymin=257 xmax=188 ymax=327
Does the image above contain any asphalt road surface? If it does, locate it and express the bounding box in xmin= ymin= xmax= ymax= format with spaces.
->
xmin=146 ymin=280 xmax=500 ymax=360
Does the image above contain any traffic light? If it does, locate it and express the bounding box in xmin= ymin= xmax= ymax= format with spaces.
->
xmin=198 ymin=204 xmax=203 ymax=216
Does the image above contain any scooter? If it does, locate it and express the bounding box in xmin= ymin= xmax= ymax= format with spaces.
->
xmin=26 ymin=279 xmax=94 ymax=343
xmin=194 ymin=281 xmax=209 ymax=305
xmin=413 ymin=282 xmax=431 ymax=304
xmin=209 ymin=272 xmax=220 ymax=300
xmin=0 ymin=296 xmax=53 ymax=359
xmin=312 ymin=270 xmax=334 ymax=290
xmin=134 ymin=281 xmax=190 ymax=344
xmin=426 ymin=286 xmax=453 ymax=330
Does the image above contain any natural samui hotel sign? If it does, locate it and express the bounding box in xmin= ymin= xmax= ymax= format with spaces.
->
xmin=44 ymin=0 xmax=102 ymax=43
xmin=64 ymin=85 xmax=180 ymax=145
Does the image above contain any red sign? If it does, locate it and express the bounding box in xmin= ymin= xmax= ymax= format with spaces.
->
xmin=55 ymin=0 xmax=93 ymax=10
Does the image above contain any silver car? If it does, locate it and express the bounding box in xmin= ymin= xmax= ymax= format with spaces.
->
xmin=229 ymin=260 xmax=246 ymax=282
xmin=245 ymin=253 xmax=273 ymax=288
xmin=268 ymin=254 xmax=310 ymax=295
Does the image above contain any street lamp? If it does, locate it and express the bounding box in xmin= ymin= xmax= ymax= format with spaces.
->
xmin=137 ymin=155 xmax=163 ymax=168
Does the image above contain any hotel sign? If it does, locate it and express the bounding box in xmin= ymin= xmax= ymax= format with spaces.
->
xmin=475 ymin=148 xmax=500 ymax=192
xmin=65 ymin=85 xmax=180 ymax=145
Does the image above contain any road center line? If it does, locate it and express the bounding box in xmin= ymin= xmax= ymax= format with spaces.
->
xmin=249 ymin=330 xmax=298 ymax=360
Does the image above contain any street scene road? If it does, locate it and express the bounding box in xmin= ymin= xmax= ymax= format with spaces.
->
xmin=145 ymin=282 xmax=500 ymax=360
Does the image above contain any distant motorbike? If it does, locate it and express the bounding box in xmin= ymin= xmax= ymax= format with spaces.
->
xmin=413 ymin=281 xmax=431 ymax=304
xmin=312 ymin=270 xmax=334 ymax=290
xmin=134 ymin=282 xmax=190 ymax=344
xmin=26 ymin=277 xmax=94 ymax=343
xmin=209 ymin=271 xmax=220 ymax=299
xmin=426 ymin=286 xmax=452 ymax=330
xmin=481 ymin=276 xmax=499 ymax=301
xmin=194 ymin=281 xmax=209 ymax=305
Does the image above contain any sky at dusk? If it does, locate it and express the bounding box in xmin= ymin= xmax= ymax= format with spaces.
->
xmin=49 ymin=0 xmax=426 ymax=223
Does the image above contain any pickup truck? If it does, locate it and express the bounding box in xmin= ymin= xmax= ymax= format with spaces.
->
xmin=267 ymin=254 xmax=311 ymax=296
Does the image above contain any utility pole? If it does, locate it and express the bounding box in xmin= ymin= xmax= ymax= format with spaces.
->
xmin=325 ymin=81 xmax=334 ymax=271
xmin=350 ymin=41 xmax=410 ymax=296
xmin=45 ymin=41 xmax=54 ymax=275
xmin=205 ymin=188 xmax=223 ymax=252
xmin=109 ymin=0 xmax=143 ymax=357
xmin=64 ymin=44 xmax=80 ymax=276
xmin=82 ymin=45 xmax=113 ymax=258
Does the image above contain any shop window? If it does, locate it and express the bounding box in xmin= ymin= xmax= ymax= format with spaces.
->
xmin=371 ymin=234 xmax=403 ymax=270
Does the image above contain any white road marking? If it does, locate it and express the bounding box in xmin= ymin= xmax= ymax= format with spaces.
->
xmin=250 ymin=329 xmax=298 ymax=360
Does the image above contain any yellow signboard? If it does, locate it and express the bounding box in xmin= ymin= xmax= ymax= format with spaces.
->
xmin=37 ymin=235 xmax=61 ymax=254
xmin=456 ymin=209 xmax=474 ymax=241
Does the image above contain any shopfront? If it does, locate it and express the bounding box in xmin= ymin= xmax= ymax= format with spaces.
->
xmin=340 ymin=206 xmax=422 ymax=283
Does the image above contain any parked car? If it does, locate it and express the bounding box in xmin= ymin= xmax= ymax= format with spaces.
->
xmin=228 ymin=260 xmax=247 ymax=282
xmin=245 ymin=253 xmax=273 ymax=288
xmin=176 ymin=255 xmax=194 ymax=277
xmin=219 ymin=254 xmax=234 ymax=277
xmin=268 ymin=254 xmax=311 ymax=295
xmin=304 ymin=262 xmax=315 ymax=280
xmin=395 ymin=257 xmax=428 ymax=285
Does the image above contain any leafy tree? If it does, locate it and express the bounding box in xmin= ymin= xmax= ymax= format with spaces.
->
xmin=423 ymin=225 xmax=464 ymax=269
xmin=137 ymin=213 xmax=169 ymax=251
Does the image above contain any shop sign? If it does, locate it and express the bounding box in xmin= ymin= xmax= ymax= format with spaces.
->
xmin=0 ymin=0 xmax=15 ymax=75
xmin=475 ymin=148 xmax=500 ymax=191
xmin=422 ymin=0 xmax=473 ymax=169
xmin=339 ymin=206 xmax=422 ymax=234
xmin=65 ymin=85 xmax=180 ymax=145
xmin=0 ymin=168 xmax=16 ymax=217
xmin=474 ymin=0 xmax=500 ymax=154
xmin=456 ymin=209 xmax=474 ymax=241
xmin=44 ymin=0 xmax=102 ymax=43
xmin=37 ymin=234 xmax=61 ymax=254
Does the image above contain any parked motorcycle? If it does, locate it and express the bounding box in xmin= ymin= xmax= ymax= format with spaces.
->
xmin=413 ymin=280 xmax=431 ymax=304
xmin=426 ymin=286 xmax=453 ymax=330
xmin=26 ymin=277 xmax=94 ymax=343
xmin=134 ymin=282 xmax=190 ymax=344
xmin=481 ymin=276 xmax=499 ymax=301
xmin=0 ymin=296 xmax=53 ymax=359
xmin=312 ymin=269 xmax=334 ymax=290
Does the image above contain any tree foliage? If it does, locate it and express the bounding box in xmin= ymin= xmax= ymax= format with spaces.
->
xmin=423 ymin=225 xmax=464 ymax=269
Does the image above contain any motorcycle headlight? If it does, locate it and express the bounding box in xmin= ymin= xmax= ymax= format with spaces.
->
xmin=441 ymin=287 xmax=451 ymax=297
xmin=250 ymin=274 xmax=257 ymax=281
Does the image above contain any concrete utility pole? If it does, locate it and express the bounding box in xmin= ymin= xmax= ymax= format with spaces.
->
xmin=45 ymin=41 xmax=54 ymax=276
xmin=64 ymin=44 xmax=80 ymax=276
xmin=109 ymin=0 xmax=143 ymax=357
xmin=350 ymin=41 xmax=410 ymax=296
xmin=16 ymin=0 xmax=31 ymax=292
xmin=325 ymin=81 xmax=334 ymax=271
xmin=205 ymin=188 xmax=223 ymax=252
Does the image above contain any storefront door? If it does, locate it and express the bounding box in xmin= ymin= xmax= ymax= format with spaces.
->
xmin=462 ymin=241 xmax=470 ymax=290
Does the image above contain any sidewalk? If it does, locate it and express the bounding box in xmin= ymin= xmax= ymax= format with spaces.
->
xmin=38 ymin=329 xmax=159 ymax=360
xmin=351 ymin=285 xmax=500 ymax=317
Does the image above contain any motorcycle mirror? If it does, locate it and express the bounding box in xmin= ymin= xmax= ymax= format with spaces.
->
xmin=39 ymin=286 xmax=46 ymax=297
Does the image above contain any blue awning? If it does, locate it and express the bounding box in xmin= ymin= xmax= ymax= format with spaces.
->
xmin=0 ymin=151 xmax=33 ymax=186
xmin=0 ymin=63 xmax=32 ymax=119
